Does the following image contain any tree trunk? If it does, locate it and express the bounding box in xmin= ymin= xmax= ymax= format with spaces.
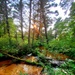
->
xmin=20 ymin=0 xmax=24 ymax=40
xmin=28 ymin=0 xmax=32 ymax=47
xmin=5 ymin=0 xmax=11 ymax=43
xmin=43 ymin=14 xmax=48 ymax=44
xmin=39 ymin=0 xmax=42 ymax=40
xmin=32 ymin=0 xmax=35 ymax=46
xmin=40 ymin=0 xmax=48 ymax=44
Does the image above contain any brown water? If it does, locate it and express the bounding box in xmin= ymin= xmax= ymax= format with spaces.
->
xmin=0 ymin=57 xmax=43 ymax=75
xmin=46 ymin=51 xmax=68 ymax=60
xmin=39 ymin=46 xmax=69 ymax=60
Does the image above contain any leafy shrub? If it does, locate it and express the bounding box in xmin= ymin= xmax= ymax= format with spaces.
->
xmin=49 ymin=37 xmax=75 ymax=59
xmin=0 ymin=53 xmax=4 ymax=57
xmin=43 ymin=63 xmax=55 ymax=75
xmin=32 ymin=40 xmax=41 ymax=48
xmin=60 ymin=59 xmax=75 ymax=74
xmin=0 ymin=37 xmax=19 ymax=54
xmin=53 ymin=68 xmax=73 ymax=75
xmin=63 ymin=48 xmax=75 ymax=59
xmin=0 ymin=37 xmax=9 ymax=49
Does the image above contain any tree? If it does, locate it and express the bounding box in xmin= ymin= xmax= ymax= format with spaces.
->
xmin=47 ymin=28 xmax=54 ymax=40
xmin=70 ymin=2 xmax=75 ymax=18
xmin=40 ymin=0 xmax=48 ymax=44
xmin=69 ymin=2 xmax=75 ymax=37
xmin=28 ymin=0 xmax=32 ymax=47
xmin=11 ymin=0 xmax=27 ymax=41
xmin=59 ymin=0 xmax=74 ymax=14
xmin=20 ymin=0 xmax=24 ymax=40
xmin=5 ymin=0 xmax=10 ymax=38
xmin=0 ymin=0 xmax=6 ymax=35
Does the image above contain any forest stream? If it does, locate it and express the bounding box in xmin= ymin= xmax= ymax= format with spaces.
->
xmin=0 ymin=51 xmax=69 ymax=75
xmin=0 ymin=56 xmax=43 ymax=75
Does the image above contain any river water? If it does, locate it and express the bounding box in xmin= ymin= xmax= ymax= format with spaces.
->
xmin=0 ymin=57 xmax=43 ymax=75
xmin=0 ymin=50 xmax=69 ymax=75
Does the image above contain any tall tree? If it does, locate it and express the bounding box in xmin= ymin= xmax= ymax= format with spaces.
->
xmin=0 ymin=0 xmax=6 ymax=35
xmin=0 ymin=0 xmax=16 ymax=38
xmin=28 ymin=0 xmax=32 ymax=47
xmin=31 ymin=0 xmax=58 ymax=43
xmin=70 ymin=2 xmax=75 ymax=18
xmin=69 ymin=2 xmax=75 ymax=37
xmin=12 ymin=0 xmax=25 ymax=40
xmin=20 ymin=0 xmax=24 ymax=40
xmin=3 ymin=0 xmax=11 ymax=43
xmin=32 ymin=0 xmax=35 ymax=45
xmin=39 ymin=0 xmax=48 ymax=44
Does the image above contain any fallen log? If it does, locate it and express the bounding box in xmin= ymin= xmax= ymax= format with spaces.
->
xmin=0 ymin=50 xmax=44 ymax=67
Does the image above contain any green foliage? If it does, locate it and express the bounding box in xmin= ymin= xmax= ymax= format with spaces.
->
xmin=0 ymin=21 xmax=5 ymax=37
xmin=53 ymin=68 xmax=73 ymax=75
xmin=43 ymin=59 xmax=75 ymax=75
xmin=0 ymin=18 xmax=16 ymax=37
xmin=49 ymin=36 xmax=75 ymax=59
xmin=32 ymin=40 xmax=41 ymax=48
xmin=0 ymin=37 xmax=9 ymax=49
xmin=70 ymin=2 xmax=75 ymax=18
xmin=32 ymin=40 xmax=49 ymax=50
xmin=43 ymin=63 xmax=55 ymax=75
xmin=49 ymin=17 xmax=75 ymax=59
xmin=16 ymin=39 xmax=34 ymax=56
xmin=0 ymin=37 xmax=19 ymax=54
xmin=0 ymin=53 xmax=4 ymax=57
xmin=60 ymin=59 xmax=75 ymax=74
xmin=48 ymin=2 xmax=75 ymax=59
xmin=8 ymin=18 xmax=17 ymax=36
xmin=19 ymin=71 xmax=28 ymax=75
xmin=32 ymin=47 xmax=40 ymax=56
xmin=63 ymin=48 xmax=75 ymax=59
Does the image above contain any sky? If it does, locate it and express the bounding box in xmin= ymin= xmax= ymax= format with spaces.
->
xmin=51 ymin=0 xmax=70 ymax=19
xmin=54 ymin=0 xmax=75 ymax=19
xmin=14 ymin=0 xmax=73 ymax=30
xmin=48 ymin=0 xmax=72 ymax=29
